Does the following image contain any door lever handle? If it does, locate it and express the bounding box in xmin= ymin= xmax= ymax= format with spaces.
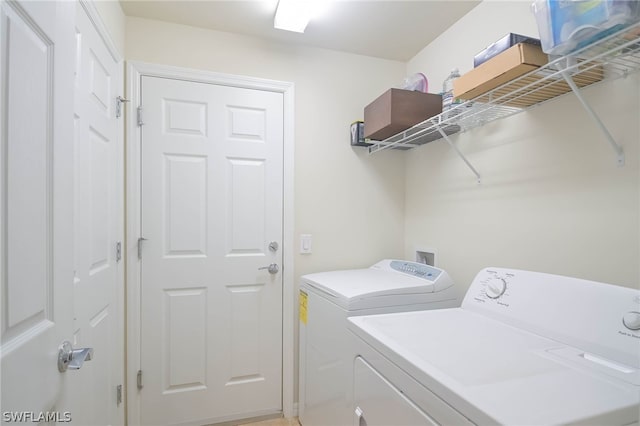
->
xmin=258 ymin=263 xmax=279 ymax=274
xmin=58 ymin=341 xmax=94 ymax=372
xmin=69 ymin=347 xmax=93 ymax=369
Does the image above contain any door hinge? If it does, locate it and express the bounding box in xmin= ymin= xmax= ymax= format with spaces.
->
xmin=137 ymin=106 xmax=144 ymax=126
xmin=137 ymin=370 xmax=143 ymax=390
xmin=116 ymin=96 xmax=130 ymax=119
xmin=116 ymin=384 xmax=123 ymax=405
xmin=137 ymin=237 xmax=147 ymax=260
xmin=116 ymin=241 xmax=122 ymax=262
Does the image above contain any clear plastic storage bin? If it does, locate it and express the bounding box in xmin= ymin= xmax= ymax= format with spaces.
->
xmin=532 ymin=0 xmax=640 ymax=55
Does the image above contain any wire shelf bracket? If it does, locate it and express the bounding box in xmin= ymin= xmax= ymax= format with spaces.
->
xmin=560 ymin=69 xmax=625 ymax=167
xmin=437 ymin=126 xmax=481 ymax=184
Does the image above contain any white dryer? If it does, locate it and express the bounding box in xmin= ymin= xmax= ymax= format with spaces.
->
xmin=348 ymin=268 xmax=640 ymax=425
xmin=298 ymin=259 xmax=457 ymax=426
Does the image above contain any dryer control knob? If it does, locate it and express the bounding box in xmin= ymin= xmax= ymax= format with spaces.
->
xmin=486 ymin=278 xmax=507 ymax=299
xmin=622 ymin=311 xmax=640 ymax=331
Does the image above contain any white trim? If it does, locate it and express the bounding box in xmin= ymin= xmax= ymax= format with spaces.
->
xmin=282 ymin=68 xmax=295 ymax=421
xmin=125 ymin=61 xmax=296 ymax=424
xmin=128 ymin=61 xmax=293 ymax=93
xmin=112 ymin=43 xmax=126 ymax=426
xmin=78 ymin=0 xmax=123 ymax=63
xmin=125 ymin=62 xmax=143 ymax=425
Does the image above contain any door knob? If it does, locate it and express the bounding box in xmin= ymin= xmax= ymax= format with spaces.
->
xmin=258 ymin=263 xmax=279 ymax=274
xmin=58 ymin=340 xmax=94 ymax=372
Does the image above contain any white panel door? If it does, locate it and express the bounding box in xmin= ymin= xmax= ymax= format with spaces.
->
xmin=139 ymin=76 xmax=284 ymax=425
xmin=62 ymin=3 xmax=125 ymax=425
xmin=1 ymin=0 xmax=76 ymax=419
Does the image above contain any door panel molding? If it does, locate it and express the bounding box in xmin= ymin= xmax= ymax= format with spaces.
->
xmin=3 ymin=0 xmax=55 ymax=339
xmin=77 ymin=0 xmax=122 ymax=63
xmin=125 ymin=61 xmax=295 ymax=424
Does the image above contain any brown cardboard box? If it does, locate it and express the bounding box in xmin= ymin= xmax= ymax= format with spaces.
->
xmin=454 ymin=43 xmax=549 ymax=100
xmin=454 ymin=42 xmax=603 ymax=108
xmin=364 ymin=89 xmax=442 ymax=140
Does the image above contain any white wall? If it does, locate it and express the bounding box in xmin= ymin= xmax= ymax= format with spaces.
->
xmin=406 ymin=0 xmax=639 ymax=300
xmin=92 ymin=0 xmax=126 ymax=55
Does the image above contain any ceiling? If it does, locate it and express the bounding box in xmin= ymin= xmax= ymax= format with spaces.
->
xmin=119 ymin=1 xmax=481 ymax=61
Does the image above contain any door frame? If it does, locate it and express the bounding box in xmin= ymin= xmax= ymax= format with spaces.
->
xmin=125 ymin=61 xmax=295 ymax=424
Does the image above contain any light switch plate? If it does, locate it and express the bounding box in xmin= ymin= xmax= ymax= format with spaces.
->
xmin=300 ymin=234 xmax=312 ymax=254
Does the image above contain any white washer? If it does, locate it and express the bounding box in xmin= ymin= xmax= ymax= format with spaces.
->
xmin=348 ymin=268 xmax=640 ymax=426
xmin=298 ymin=259 xmax=457 ymax=426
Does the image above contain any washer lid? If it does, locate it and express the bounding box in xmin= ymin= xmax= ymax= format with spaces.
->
xmin=302 ymin=269 xmax=435 ymax=299
xmin=348 ymin=309 xmax=640 ymax=425
xmin=301 ymin=260 xmax=456 ymax=310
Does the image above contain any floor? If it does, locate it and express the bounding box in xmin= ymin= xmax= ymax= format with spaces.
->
xmin=239 ymin=417 xmax=300 ymax=426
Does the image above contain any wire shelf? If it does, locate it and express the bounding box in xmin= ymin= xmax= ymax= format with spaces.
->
xmin=368 ymin=21 xmax=640 ymax=154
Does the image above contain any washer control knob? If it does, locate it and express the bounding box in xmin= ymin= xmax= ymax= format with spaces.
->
xmin=486 ymin=278 xmax=507 ymax=299
xmin=622 ymin=311 xmax=640 ymax=331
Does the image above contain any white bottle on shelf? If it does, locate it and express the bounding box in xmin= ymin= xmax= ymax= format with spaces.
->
xmin=442 ymin=68 xmax=461 ymax=119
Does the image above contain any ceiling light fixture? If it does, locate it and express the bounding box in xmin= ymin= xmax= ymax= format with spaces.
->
xmin=274 ymin=0 xmax=313 ymax=33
